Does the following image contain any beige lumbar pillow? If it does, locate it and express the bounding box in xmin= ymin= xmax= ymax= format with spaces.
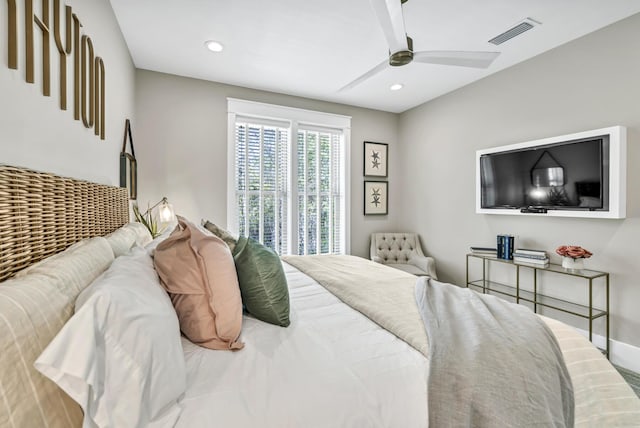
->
xmin=154 ymin=217 xmax=243 ymax=350
xmin=201 ymin=219 xmax=237 ymax=253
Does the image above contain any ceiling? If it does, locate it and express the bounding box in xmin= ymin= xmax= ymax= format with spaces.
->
xmin=109 ymin=0 xmax=640 ymax=113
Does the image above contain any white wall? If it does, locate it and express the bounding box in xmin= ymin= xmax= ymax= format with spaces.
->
xmin=397 ymin=13 xmax=640 ymax=347
xmin=0 ymin=0 xmax=135 ymax=185
xmin=134 ymin=70 xmax=400 ymax=257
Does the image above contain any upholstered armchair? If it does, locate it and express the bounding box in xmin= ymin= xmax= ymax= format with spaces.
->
xmin=370 ymin=233 xmax=437 ymax=279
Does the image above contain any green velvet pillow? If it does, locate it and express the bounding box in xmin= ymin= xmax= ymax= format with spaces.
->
xmin=232 ymin=236 xmax=290 ymax=327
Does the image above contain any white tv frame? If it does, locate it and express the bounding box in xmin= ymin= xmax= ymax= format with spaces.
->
xmin=476 ymin=126 xmax=627 ymax=219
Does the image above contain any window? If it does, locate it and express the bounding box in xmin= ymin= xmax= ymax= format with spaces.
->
xmin=234 ymin=121 xmax=289 ymax=254
xmin=297 ymin=128 xmax=343 ymax=255
xmin=228 ymin=99 xmax=351 ymax=255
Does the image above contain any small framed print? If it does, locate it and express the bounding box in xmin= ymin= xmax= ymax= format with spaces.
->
xmin=120 ymin=153 xmax=137 ymax=200
xmin=363 ymin=141 xmax=388 ymax=177
xmin=120 ymin=119 xmax=138 ymax=200
xmin=364 ymin=181 xmax=388 ymax=215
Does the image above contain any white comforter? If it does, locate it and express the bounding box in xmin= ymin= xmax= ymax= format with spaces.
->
xmin=175 ymin=262 xmax=428 ymax=428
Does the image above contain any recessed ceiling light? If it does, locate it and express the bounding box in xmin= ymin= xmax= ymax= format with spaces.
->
xmin=390 ymin=83 xmax=403 ymax=91
xmin=204 ymin=40 xmax=224 ymax=52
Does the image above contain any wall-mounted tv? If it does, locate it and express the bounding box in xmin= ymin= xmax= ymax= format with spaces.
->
xmin=476 ymin=126 xmax=627 ymax=219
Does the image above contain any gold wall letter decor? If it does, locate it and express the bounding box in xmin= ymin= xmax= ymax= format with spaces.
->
xmin=53 ymin=0 xmax=71 ymax=109
xmin=5 ymin=1 xmax=107 ymax=140
xmin=94 ymin=57 xmax=105 ymax=139
xmin=72 ymin=12 xmax=81 ymax=121
xmin=81 ymin=34 xmax=94 ymax=128
xmin=7 ymin=0 xmax=17 ymax=69
xmin=25 ymin=0 xmax=51 ymax=96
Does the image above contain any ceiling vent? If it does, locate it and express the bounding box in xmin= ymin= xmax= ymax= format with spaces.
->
xmin=489 ymin=18 xmax=540 ymax=45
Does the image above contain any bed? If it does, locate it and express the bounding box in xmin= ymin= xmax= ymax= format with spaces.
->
xmin=0 ymin=165 xmax=639 ymax=428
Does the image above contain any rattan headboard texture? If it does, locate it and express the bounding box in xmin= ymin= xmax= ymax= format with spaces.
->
xmin=0 ymin=165 xmax=129 ymax=282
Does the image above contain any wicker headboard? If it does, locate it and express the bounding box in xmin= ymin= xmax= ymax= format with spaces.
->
xmin=0 ymin=165 xmax=129 ymax=281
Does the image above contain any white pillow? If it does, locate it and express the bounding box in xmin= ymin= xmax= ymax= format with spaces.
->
xmin=123 ymin=222 xmax=154 ymax=247
xmin=145 ymin=224 xmax=177 ymax=254
xmin=105 ymin=226 xmax=138 ymax=258
xmin=14 ymin=237 xmax=114 ymax=289
xmin=35 ymin=246 xmax=186 ymax=428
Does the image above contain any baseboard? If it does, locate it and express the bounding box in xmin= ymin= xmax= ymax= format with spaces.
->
xmin=575 ymin=328 xmax=640 ymax=373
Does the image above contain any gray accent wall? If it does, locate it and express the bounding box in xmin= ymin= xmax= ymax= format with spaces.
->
xmin=397 ymin=13 xmax=640 ymax=346
xmin=134 ymin=70 xmax=400 ymax=257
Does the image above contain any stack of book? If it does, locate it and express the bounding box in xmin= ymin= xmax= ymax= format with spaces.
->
xmin=497 ymin=235 xmax=514 ymax=260
xmin=513 ymin=249 xmax=549 ymax=266
xmin=470 ymin=247 xmax=497 ymax=257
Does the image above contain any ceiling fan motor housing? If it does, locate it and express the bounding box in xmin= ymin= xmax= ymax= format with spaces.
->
xmin=389 ymin=36 xmax=414 ymax=66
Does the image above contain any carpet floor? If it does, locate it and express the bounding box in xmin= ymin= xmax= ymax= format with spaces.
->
xmin=615 ymin=365 xmax=640 ymax=398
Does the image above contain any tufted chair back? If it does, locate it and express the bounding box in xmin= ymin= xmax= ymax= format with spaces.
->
xmin=370 ymin=233 xmax=425 ymax=264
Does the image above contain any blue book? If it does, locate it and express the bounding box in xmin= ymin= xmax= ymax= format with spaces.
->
xmin=504 ymin=235 xmax=509 ymax=260
xmin=497 ymin=235 xmax=514 ymax=260
xmin=507 ymin=235 xmax=514 ymax=260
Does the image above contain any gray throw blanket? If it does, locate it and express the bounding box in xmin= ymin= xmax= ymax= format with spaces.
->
xmin=415 ymin=277 xmax=574 ymax=428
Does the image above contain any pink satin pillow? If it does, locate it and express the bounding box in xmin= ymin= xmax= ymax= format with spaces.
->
xmin=154 ymin=217 xmax=243 ymax=350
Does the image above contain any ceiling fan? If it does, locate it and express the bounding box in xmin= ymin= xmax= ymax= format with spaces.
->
xmin=340 ymin=0 xmax=500 ymax=92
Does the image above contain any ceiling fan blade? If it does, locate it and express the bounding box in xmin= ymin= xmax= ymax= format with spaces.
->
xmin=339 ymin=59 xmax=389 ymax=92
xmin=370 ymin=0 xmax=408 ymax=53
xmin=413 ymin=51 xmax=500 ymax=68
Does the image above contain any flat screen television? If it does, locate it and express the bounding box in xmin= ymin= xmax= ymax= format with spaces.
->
xmin=476 ymin=126 xmax=627 ymax=219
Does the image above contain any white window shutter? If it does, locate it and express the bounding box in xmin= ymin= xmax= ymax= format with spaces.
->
xmin=229 ymin=99 xmax=349 ymax=256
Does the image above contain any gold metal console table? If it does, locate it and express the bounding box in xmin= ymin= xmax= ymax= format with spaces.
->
xmin=466 ymin=253 xmax=610 ymax=357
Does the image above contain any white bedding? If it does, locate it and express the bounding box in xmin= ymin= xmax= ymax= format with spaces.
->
xmin=176 ymin=262 xmax=428 ymax=428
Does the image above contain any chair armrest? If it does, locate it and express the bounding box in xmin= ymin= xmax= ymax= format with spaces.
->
xmin=408 ymin=255 xmax=438 ymax=280
xmin=372 ymin=256 xmax=384 ymax=264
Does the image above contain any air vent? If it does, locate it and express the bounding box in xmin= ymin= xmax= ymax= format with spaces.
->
xmin=489 ymin=18 xmax=540 ymax=45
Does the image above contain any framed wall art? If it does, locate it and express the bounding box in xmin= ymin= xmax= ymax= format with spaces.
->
xmin=120 ymin=119 xmax=138 ymax=200
xmin=364 ymin=181 xmax=388 ymax=215
xmin=363 ymin=141 xmax=388 ymax=177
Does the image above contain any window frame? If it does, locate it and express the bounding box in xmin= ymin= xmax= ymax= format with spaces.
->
xmin=227 ymin=98 xmax=351 ymax=255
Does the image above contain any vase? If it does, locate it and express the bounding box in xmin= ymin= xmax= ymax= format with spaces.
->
xmin=562 ymin=257 xmax=584 ymax=270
